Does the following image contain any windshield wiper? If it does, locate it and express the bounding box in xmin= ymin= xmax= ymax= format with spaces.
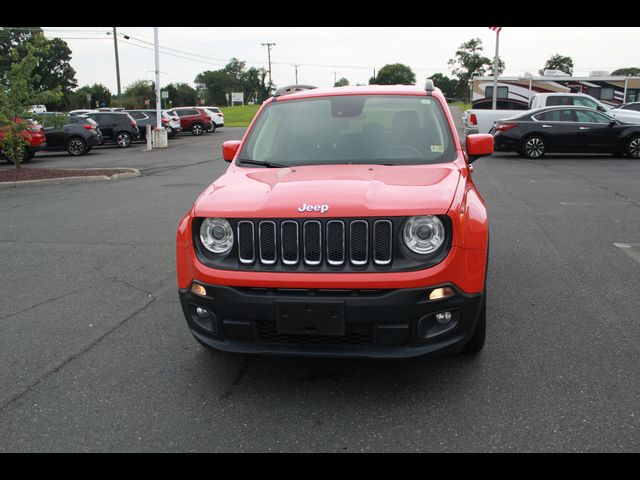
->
xmin=237 ymin=158 xmax=289 ymax=168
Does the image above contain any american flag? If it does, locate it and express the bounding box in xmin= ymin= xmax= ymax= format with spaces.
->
xmin=489 ymin=27 xmax=502 ymax=33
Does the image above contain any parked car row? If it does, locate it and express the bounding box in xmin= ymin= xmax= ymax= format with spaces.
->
xmin=1 ymin=105 xmax=224 ymax=163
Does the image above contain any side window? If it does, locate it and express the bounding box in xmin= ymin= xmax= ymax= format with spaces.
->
xmin=485 ymin=86 xmax=509 ymax=99
xmin=573 ymin=96 xmax=599 ymax=109
xmin=537 ymin=109 xmax=576 ymax=122
xmin=575 ymin=110 xmax=610 ymax=123
xmin=623 ymin=104 xmax=640 ymax=112
xmin=546 ymin=96 xmax=574 ymax=107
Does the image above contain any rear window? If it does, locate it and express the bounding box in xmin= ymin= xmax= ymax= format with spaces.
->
xmin=546 ymin=96 xmax=574 ymax=106
xmin=239 ymin=95 xmax=456 ymax=167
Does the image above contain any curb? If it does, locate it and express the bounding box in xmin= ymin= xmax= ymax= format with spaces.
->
xmin=0 ymin=168 xmax=141 ymax=189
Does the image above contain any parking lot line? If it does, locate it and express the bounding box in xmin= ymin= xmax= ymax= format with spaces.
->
xmin=613 ymin=243 xmax=640 ymax=264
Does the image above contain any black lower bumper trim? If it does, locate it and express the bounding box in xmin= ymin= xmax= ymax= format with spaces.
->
xmin=179 ymin=283 xmax=483 ymax=359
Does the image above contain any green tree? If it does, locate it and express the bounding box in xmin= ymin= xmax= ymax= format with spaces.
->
xmin=539 ymin=54 xmax=574 ymax=75
xmin=242 ymin=67 xmax=270 ymax=104
xmin=0 ymin=35 xmax=62 ymax=168
xmin=74 ymin=83 xmax=112 ymax=109
xmin=0 ymin=27 xmax=77 ymax=108
xmin=370 ymin=64 xmax=416 ymax=85
xmin=611 ymin=67 xmax=640 ymax=76
xmin=195 ymin=70 xmax=230 ymax=105
xmin=334 ymin=77 xmax=350 ymax=87
xmin=448 ymin=38 xmax=504 ymax=100
xmin=428 ymin=73 xmax=459 ymax=100
xmin=122 ymin=80 xmax=156 ymax=108
xmin=164 ymin=82 xmax=197 ymax=107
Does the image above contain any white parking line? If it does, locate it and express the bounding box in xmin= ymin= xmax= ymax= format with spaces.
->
xmin=614 ymin=243 xmax=640 ymax=264
xmin=560 ymin=202 xmax=630 ymax=206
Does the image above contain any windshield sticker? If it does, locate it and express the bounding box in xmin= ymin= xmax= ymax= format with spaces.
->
xmin=431 ymin=145 xmax=444 ymax=153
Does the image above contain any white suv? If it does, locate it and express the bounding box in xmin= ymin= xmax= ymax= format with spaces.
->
xmin=195 ymin=106 xmax=224 ymax=132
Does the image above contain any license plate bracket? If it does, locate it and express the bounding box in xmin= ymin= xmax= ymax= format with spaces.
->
xmin=276 ymin=301 xmax=345 ymax=336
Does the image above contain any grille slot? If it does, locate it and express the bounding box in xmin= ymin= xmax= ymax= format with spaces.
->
xmin=373 ymin=220 xmax=392 ymax=265
xmin=281 ymin=221 xmax=299 ymax=265
xmin=349 ymin=220 xmax=369 ymax=265
xmin=258 ymin=221 xmax=276 ymax=264
xmin=303 ymin=220 xmax=322 ymax=265
xmin=326 ymin=220 xmax=345 ymax=265
xmin=237 ymin=221 xmax=255 ymax=264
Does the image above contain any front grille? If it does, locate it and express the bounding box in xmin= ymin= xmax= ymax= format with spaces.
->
xmin=256 ymin=320 xmax=374 ymax=346
xmin=236 ymin=218 xmax=394 ymax=270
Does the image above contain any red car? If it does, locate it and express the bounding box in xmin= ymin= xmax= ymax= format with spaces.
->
xmin=167 ymin=107 xmax=213 ymax=136
xmin=176 ymin=82 xmax=494 ymax=359
xmin=0 ymin=119 xmax=47 ymax=164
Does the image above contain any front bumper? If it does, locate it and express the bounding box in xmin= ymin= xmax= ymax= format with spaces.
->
xmin=179 ymin=283 xmax=483 ymax=359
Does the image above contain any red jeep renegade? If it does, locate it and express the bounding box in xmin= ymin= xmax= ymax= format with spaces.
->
xmin=176 ymin=82 xmax=493 ymax=359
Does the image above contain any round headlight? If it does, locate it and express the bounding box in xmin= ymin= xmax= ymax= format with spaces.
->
xmin=403 ymin=216 xmax=445 ymax=254
xmin=200 ymin=218 xmax=233 ymax=254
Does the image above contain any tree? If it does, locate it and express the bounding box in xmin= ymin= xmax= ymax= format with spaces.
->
xmin=0 ymin=34 xmax=62 ymax=168
xmin=195 ymin=70 xmax=230 ymax=105
xmin=122 ymin=80 xmax=156 ymax=108
xmin=75 ymin=84 xmax=112 ymax=109
xmin=334 ymin=77 xmax=349 ymax=87
xmin=195 ymin=59 xmax=272 ymax=106
xmin=370 ymin=64 xmax=416 ymax=85
xmin=165 ymin=83 xmax=197 ymax=107
xmin=0 ymin=27 xmax=77 ymax=108
xmin=611 ymin=67 xmax=640 ymax=76
xmin=242 ymin=67 xmax=270 ymax=104
xmin=428 ymin=73 xmax=459 ymax=100
xmin=448 ymin=38 xmax=504 ymax=101
xmin=539 ymin=54 xmax=574 ymax=75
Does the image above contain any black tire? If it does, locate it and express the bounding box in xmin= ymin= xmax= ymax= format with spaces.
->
xmin=207 ymin=123 xmax=216 ymax=133
xmin=461 ymin=293 xmax=486 ymax=354
xmin=191 ymin=123 xmax=204 ymax=136
xmin=521 ymin=135 xmax=546 ymax=159
xmin=168 ymin=128 xmax=175 ymax=138
xmin=66 ymin=137 xmax=87 ymax=156
xmin=626 ymin=136 xmax=640 ymax=159
xmin=114 ymin=131 xmax=132 ymax=148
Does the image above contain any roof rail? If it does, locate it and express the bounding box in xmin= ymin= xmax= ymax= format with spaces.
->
xmin=273 ymin=84 xmax=317 ymax=98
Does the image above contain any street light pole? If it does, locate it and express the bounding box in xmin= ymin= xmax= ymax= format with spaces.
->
xmin=492 ymin=29 xmax=500 ymax=110
xmin=261 ymin=42 xmax=276 ymax=92
xmin=154 ymin=27 xmax=162 ymax=130
xmin=113 ymin=27 xmax=122 ymax=108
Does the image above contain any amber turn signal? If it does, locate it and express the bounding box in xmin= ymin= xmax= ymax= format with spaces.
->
xmin=190 ymin=283 xmax=207 ymax=297
xmin=429 ymin=287 xmax=454 ymax=301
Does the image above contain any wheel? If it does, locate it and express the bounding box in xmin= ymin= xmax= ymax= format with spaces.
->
xmin=191 ymin=123 xmax=204 ymax=136
xmin=66 ymin=137 xmax=87 ymax=156
xmin=461 ymin=293 xmax=486 ymax=354
xmin=521 ymin=135 xmax=546 ymax=159
xmin=626 ymin=136 xmax=640 ymax=159
xmin=168 ymin=128 xmax=175 ymax=138
xmin=114 ymin=131 xmax=132 ymax=148
xmin=207 ymin=123 xmax=216 ymax=133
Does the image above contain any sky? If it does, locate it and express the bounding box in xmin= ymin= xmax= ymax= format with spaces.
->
xmin=41 ymin=27 xmax=640 ymax=94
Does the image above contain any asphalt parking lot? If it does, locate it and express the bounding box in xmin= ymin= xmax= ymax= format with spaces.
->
xmin=1 ymin=115 xmax=640 ymax=452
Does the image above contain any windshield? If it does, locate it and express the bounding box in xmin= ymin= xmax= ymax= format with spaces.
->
xmin=238 ymin=95 xmax=456 ymax=167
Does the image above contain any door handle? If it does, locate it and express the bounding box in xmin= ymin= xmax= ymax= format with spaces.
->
xmin=542 ymin=124 xmax=552 ymax=128
xmin=579 ymin=127 xmax=589 ymax=130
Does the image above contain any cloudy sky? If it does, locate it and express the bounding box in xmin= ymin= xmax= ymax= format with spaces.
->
xmin=42 ymin=27 xmax=640 ymax=93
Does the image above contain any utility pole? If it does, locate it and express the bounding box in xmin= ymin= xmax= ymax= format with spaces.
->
xmin=333 ymin=71 xmax=338 ymax=86
xmin=294 ymin=64 xmax=300 ymax=84
xmin=261 ymin=42 xmax=276 ymax=92
xmin=113 ymin=27 xmax=122 ymax=108
xmin=153 ymin=27 xmax=167 ymax=148
xmin=490 ymin=27 xmax=501 ymax=110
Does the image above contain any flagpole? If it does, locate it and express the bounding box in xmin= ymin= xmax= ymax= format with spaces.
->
xmin=492 ymin=29 xmax=500 ymax=110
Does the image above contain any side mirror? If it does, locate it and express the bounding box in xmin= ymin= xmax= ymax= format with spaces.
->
xmin=597 ymin=105 xmax=606 ymax=112
xmin=610 ymin=120 xmax=618 ymax=127
xmin=222 ymin=140 xmax=242 ymax=162
xmin=466 ymin=134 xmax=494 ymax=164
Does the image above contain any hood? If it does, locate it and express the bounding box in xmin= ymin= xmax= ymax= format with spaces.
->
xmin=611 ymin=109 xmax=640 ymax=123
xmin=194 ymin=163 xmax=462 ymax=218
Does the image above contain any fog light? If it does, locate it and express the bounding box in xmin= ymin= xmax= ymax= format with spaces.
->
xmin=429 ymin=287 xmax=454 ymax=301
xmin=191 ymin=283 xmax=207 ymax=297
xmin=196 ymin=307 xmax=211 ymax=319
xmin=435 ymin=311 xmax=452 ymax=324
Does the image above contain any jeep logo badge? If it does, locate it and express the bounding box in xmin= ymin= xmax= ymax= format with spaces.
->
xmin=298 ymin=203 xmax=329 ymax=214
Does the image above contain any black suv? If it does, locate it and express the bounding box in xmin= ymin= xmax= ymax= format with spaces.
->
xmin=82 ymin=112 xmax=140 ymax=147
xmin=40 ymin=115 xmax=103 ymax=156
xmin=125 ymin=110 xmax=155 ymax=141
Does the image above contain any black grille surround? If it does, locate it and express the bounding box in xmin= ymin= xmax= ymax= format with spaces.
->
xmin=193 ymin=216 xmax=452 ymax=273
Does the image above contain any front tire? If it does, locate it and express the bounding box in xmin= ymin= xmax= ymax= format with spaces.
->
xmin=191 ymin=123 xmax=204 ymax=136
xmin=66 ymin=137 xmax=87 ymax=156
xmin=206 ymin=123 xmax=216 ymax=133
xmin=626 ymin=136 xmax=640 ymax=159
xmin=115 ymin=131 xmax=132 ymax=148
xmin=521 ymin=135 xmax=546 ymax=159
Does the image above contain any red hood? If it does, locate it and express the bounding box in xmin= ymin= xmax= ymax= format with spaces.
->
xmin=194 ymin=163 xmax=461 ymax=218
